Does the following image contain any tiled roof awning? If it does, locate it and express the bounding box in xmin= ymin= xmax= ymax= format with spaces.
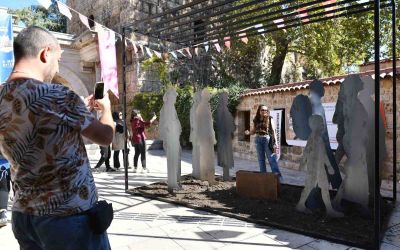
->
xmin=241 ymin=67 xmax=399 ymax=97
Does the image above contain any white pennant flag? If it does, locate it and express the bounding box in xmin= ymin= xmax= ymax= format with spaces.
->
xmin=194 ymin=47 xmax=199 ymax=56
xmin=177 ymin=49 xmax=186 ymax=57
xmin=239 ymin=33 xmax=248 ymax=44
xmin=57 ymin=2 xmax=73 ymax=20
xmin=37 ymin=0 xmax=52 ymax=9
xmin=154 ymin=51 xmax=162 ymax=58
xmin=213 ymin=40 xmax=221 ymax=53
xmin=133 ymin=43 xmax=138 ymax=54
xmin=204 ymin=42 xmax=209 ymax=52
xmin=139 ymin=45 xmax=144 ymax=54
xmin=145 ymin=47 xmax=153 ymax=57
xmin=79 ymin=14 xmax=91 ymax=29
xmin=170 ymin=51 xmax=178 ymax=59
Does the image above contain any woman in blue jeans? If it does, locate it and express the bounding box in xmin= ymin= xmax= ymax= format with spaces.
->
xmin=245 ymin=105 xmax=283 ymax=181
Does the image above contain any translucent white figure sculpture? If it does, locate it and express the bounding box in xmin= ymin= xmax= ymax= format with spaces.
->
xmin=159 ymin=87 xmax=182 ymax=192
xmin=196 ymin=88 xmax=217 ymax=184
xmin=309 ymin=80 xmax=342 ymax=189
xmin=333 ymin=75 xmax=369 ymax=210
xmin=190 ymin=90 xmax=202 ymax=179
xmin=296 ymin=115 xmax=344 ymax=218
xmin=216 ymin=92 xmax=235 ymax=181
xmin=359 ymin=76 xmax=387 ymax=205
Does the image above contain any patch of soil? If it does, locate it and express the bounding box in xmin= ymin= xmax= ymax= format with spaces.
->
xmin=129 ymin=175 xmax=392 ymax=248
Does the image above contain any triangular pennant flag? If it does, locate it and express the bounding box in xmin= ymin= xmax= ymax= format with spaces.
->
xmin=213 ymin=40 xmax=221 ymax=53
xmin=254 ymin=24 xmax=265 ymax=33
xmin=139 ymin=44 xmax=144 ymax=54
xmin=204 ymin=42 xmax=209 ymax=52
xmin=145 ymin=47 xmax=153 ymax=57
xmin=184 ymin=48 xmax=192 ymax=58
xmin=273 ymin=18 xmax=285 ymax=28
xmin=79 ymin=14 xmax=91 ymax=29
xmin=133 ymin=43 xmax=138 ymax=54
xmin=177 ymin=49 xmax=186 ymax=57
xmin=169 ymin=51 xmax=178 ymax=59
xmin=239 ymin=33 xmax=248 ymax=44
xmin=194 ymin=47 xmax=199 ymax=56
xmin=57 ymin=2 xmax=73 ymax=20
xmin=37 ymin=0 xmax=52 ymax=9
xmin=224 ymin=37 xmax=231 ymax=49
xmin=154 ymin=51 xmax=162 ymax=58
xmin=323 ymin=0 xmax=337 ymax=17
xmin=297 ymin=7 xmax=310 ymax=23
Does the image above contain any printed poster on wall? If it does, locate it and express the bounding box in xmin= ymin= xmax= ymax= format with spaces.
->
xmin=286 ymin=103 xmax=338 ymax=149
xmin=270 ymin=110 xmax=282 ymax=160
xmin=0 ymin=13 xmax=14 ymax=83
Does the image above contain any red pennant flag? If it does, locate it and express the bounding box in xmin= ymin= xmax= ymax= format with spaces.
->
xmin=79 ymin=14 xmax=90 ymax=29
xmin=184 ymin=47 xmax=192 ymax=58
xmin=57 ymin=2 xmax=72 ymax=20
xmin=239 ymin=33 xmax=248 ymax=44
xmin=224 ymin=37 xmax=231 ymax=49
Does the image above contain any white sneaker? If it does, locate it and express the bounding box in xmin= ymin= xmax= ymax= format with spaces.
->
xmin=0 ymin=209 xmax=7 ymax=227
xmin=141 ymin=168 xmax=149 ymax=173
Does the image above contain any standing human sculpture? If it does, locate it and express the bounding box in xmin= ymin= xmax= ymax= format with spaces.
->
xmin=216 ymin=92 xmax=235 ymax=181
xmin=190 ymin=90 xmax=202 ymax=179
xmin=159 ymin=87 xmax=182 ymax=192
xmin=296 ymin=115 xmax=344 ymax=218
xmin=196 ymin=89 xmax=217 ymax=184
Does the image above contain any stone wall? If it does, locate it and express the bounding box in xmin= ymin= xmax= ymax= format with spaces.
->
xmin=234 ymin=76 xmax=400 ymax=180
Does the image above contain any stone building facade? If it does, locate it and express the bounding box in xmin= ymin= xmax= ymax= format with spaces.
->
xmin=234 ymin=66 xmax=400 ymax=180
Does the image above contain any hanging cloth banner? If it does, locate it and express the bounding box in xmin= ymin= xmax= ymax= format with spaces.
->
xmin=169 ymin=51 xmax=178 ymax=59
xmin=37 ymin=0 xmax=52 ymax=9
xmin=79 ymin=13 xmax=91 ymax=29
xmin=145 ymin=47 xmax=153 ymax=57
xmin=213 ymin=40 xmax=221 ymax=53
xmin=194 ymin=47 xmax=199 ymax=56
xmin=224 ymin=37 xmax=231 ymax=49
xmin=297 ymin=7 xmax=310 ymax=23
xmin=0 ymin=13 xmax=13 ymax=84
xmin=270 ymin=110 xmax=283 ymax=160
xmin=184 ymin=47 xmax=192 ymax=58
xmin=239 ymin=33 xmax=248 ymax=44
xmin=57 ymin=1 xmax=73 ymax=20
xmin=98 ymin=28 xmax=119 ymax=97
xmin=273 ymin=18 xmax=285 ymax=28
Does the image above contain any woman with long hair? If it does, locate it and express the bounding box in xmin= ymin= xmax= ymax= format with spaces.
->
xmin=130 ymin=110 xmax=157 ymax=173
xmin=245 ymin=105 xmax=282 ymax=181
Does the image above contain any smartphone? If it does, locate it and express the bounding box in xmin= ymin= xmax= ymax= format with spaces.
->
xmin=94 ymin=81 xmax=104 ymax=100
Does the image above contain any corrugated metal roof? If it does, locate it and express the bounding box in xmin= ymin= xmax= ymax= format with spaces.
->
xmin=241 ymin=67 xmax=399 ymax=97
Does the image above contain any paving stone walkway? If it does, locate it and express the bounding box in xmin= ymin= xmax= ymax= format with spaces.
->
xmin=1 ymin=143 xmax=400 ymax=249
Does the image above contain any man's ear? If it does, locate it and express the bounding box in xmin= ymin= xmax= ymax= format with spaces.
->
xmin=39 ymin=47 xmax=50 ymax=63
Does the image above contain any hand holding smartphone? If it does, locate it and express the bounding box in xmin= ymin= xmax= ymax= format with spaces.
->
xmin=94 ymin=82 xmax=104 ymax=100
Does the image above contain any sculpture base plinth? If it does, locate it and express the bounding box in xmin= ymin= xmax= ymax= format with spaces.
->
xmin=236 ymin=170 xmax=280 ymax=200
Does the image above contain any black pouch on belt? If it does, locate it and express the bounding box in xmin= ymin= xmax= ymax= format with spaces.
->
xmin=86 ymin=200 xmax=114 ymax=234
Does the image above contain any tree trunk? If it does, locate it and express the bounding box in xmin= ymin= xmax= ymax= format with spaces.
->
xmin=268 ymin=33 xmax=290 ymax=86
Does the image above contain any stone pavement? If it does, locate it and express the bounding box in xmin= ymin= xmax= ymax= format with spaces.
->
xmin=1 ymin=144 xmax=400 ymax=250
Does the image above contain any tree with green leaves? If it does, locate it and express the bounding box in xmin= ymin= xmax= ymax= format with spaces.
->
xmin=9 ymin=0 xmax=67 ymax=33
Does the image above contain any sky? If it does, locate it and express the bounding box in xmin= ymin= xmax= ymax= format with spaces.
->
xmin=0 ymin=0 xmax=39 ymax=9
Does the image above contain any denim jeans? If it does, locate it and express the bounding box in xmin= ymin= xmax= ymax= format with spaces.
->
xmin=255 ymin=135 xmax=282 ymax=176
xmin=12 ymin=211 xmax=111 ymax=250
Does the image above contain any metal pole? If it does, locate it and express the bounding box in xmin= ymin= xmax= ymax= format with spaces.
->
xmin=391 ymin=0 xmax=397 ymax=203
xmin=121 ymin=26 xmax=129 ymax=192
xmin=374 ymin=0 xmax=381 ymax=249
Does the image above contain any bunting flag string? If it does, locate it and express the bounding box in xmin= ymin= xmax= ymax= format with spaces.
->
xmin=79 ymin=13 xmax=91 ymax=29
xmin=57 ymin=1 xmax=72 ymax=20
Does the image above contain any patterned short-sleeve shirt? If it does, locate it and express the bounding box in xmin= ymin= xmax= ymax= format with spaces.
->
xmin=0 ymin=79 xmax=97 ymax=216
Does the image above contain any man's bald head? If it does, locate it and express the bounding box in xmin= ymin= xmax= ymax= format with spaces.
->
xmin=13 ymin=26 xmax=59 ymax=62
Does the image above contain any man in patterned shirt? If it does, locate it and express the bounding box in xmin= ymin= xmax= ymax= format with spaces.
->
xmin=0 ymin=26 xmax=115 ymax=249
